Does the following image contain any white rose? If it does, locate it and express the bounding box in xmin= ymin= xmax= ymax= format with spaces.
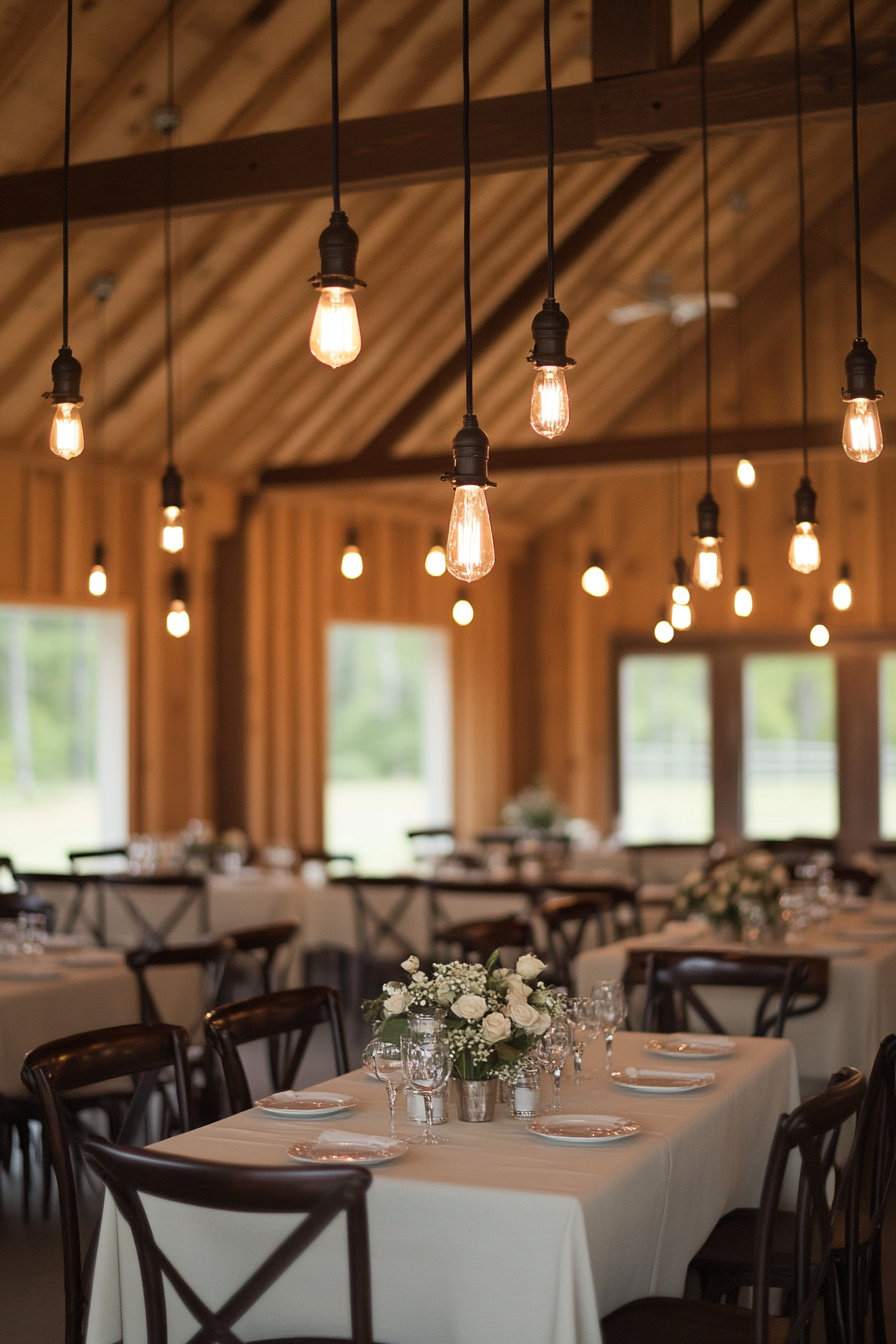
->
xmin=412 ymin=971 xmax=428 ymax=983
xmin=515 ymin=954 xmax=547 ymax=980
xmin=452 ymin=994 xmax=488 ymax=1021
xmin=531 ymin=1010 xmax=552 ymax=1036
xmin=383 ymin=990 xmax=410 ymax=1017
xmin=400 ymin=956 xmax=419 ymax=974
xmin=436 ymin=983 xmax=455 ymax=1005
xmin=509 ymin=1001 xmax=541 ymax=1031
xmin=481 ymin=1012 xmax=512 ymax=1044
xmin=501 ymin=973 xmax=531 ymax=1000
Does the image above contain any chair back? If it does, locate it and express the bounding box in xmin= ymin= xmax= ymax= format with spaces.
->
xmin=0 ymin=887 xmax=57 ymax=932
xmin=223 ymin=920 xmax=301 ymax=996
xmin=438 ymin=916 xmax=533 ymax=966
xmin=68 ymin=846 xmax=129 ymax=876
xmin=126 ymin=936 xmax=235 ymax=1031
xmin=751 ymin=1065 xmax=865 ymax=1344
xmin=629 ymin=949 xmax=828 ymax=1037
xmin=83 ymin=1136 xmax=374 ymax=1344
xmin=21 ymin=1022 xmax=194 ymax=1344
xmin=840 ymin=1033 xmax=896 ymax=1342
xmin=205 ymin=986 xmax=350 ymax=1114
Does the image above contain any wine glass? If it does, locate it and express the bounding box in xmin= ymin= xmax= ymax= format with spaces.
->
xmin=567 ymin=997 xmax=600 ymax=1082
xmin=371 ymin=1040 xmax=406 ymax=1137
xmin=535 ymin=1020 xmax=570 ymax=1112
xmin=401 ymin=1036 xmax=451 ymax=1145
xmin=592 ymin=980 xmax=627 ymax=1074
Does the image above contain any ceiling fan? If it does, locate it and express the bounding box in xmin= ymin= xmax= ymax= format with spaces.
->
xmin=607 ymin=270 xmax=737 ymax=326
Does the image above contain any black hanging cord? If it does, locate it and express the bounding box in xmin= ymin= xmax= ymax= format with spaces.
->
xmin=697 ymin=0 xmax=712 ymax=495
xmin=792 ymin=0 xmax=809 ymax=477
xmin=163 ymin=0 xmax=175 ymax=469
xmin=330 ymin=0 xmax=341 ymax=213
xmin=848 ymin=0 xmax=862 ymax=339
xmin=462 ymin=0 xmax=473 ymax=416
xmin=62 ymin=0 xmax=74 ymax=349
xmin=543 ymin=0 xmax=555 ymax=300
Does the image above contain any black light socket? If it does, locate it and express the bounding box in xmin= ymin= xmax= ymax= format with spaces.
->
xmin=92 ymin=542 xmax=105 ymax=568
xmin=588 ymin=549 xmax=606 ymax=570
xmin=43 ymin=346 xmax=83 ymax=405
xmin=842 ymin=338 xmax=882 ymax=403
xmin=794 ymin=476 xmax=818 ymax=526
xmin=673 ymin=554 xmax=690 ymax=586
xmin=442 ymin=414 xmax=496 ymax=489
xmin=160 ymin=463 xmax=185 ymax=511
xmin=170 ymin=568 xmax=189 ymax=604
xmin=344 ymin=527 xmax=359 ymax=548
xmin=695 ymin=491 xmax=721 ymax=540
xmin=528 ymin=298 xmax=575 ymax=369
xmin=839 ymin=561 xmax=851 ymax=581
xmin=311 ymin=211 xmax=365 ymax=291
xmin=737 ymin=565 xmax=749 ymax=588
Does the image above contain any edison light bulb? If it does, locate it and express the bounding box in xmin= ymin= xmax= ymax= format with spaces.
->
xmin=694 ymin=538 xmax=722 ymax=590
xmin=309 ymin=288 xmax=361 ymax=368
xmin=452 ymin=597 xmax=474 ymax=626
xmin=446 ymin=485 xmax=495 ymax=583
xmin=530 ymin=367 xmax=569 ymax=439
xmin=810 ymin=622 xmax=830 ymax=648
xmin=88 ymin=562 xmax=107 ymax=597
xmin=842 ymin=399 xmax=882 ymax=463
xmin=166 ymin=599 xmax=190 ymax=638
xmin=832 ymin=574 xmax=853 ymax=611
xmin=734 ymin=584 xmax=753 ymax=617
xmin=161 ymin=506 xmax=184 ymax=554
xmin=50 ymin=402 xmax=84 ymax=460
xmin=736 ymin=458 xmax=756 ymax=488
xmin=425 ymin=543 xmax=447 ymax=577
xmin=671 ymin=584 xmax=690 ymax=607
xmin=582 ymin=563 xmax=610 ymax=597
xmin=341 ymin=543 xmax=363 ymax=579
xmin=788 ymin=521 xmax=820 ymax=574
xmin=654 ymin=618 xmax=674 ymax=644
xmin=670 ymin=601 xmax=692 ymax=630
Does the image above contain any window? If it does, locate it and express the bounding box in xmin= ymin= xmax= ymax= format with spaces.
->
xmin=0 ymin=605 xmax=128 ymax=871
xmin=326 ymin=623 xmax=452 ymax=874
xmin=742 ymin=654 xmax=838 ymax=840
xmin=619 ymin=654 xmax=712 ymax=843
xmin=880 ymin=655 xmax=896 ymax=839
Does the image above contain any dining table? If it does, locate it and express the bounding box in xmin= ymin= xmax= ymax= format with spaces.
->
xmin=573 ymin=901 xmax=896 ymax=1080
xmin=85 ymin=1031 xmax=799 ymax=1344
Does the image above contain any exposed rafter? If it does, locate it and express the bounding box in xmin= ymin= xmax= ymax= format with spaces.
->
xmin=0 ymin=37 xmax=893 ymax=234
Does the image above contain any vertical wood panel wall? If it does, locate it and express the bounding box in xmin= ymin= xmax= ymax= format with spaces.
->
xmin=244 ymin=496 xmax=515 ymax=850
xmin=0 ymin=462 xmax=238 ymax=836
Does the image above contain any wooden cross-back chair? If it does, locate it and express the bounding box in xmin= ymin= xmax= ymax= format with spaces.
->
xmin=84 ymin=1136 xmax=377 ymax=1344
xmin=21 ymin=1022 xmax=194 ymax=1344
xmin=204 ymin=986 xmax=350 ymax=1115
xmin=539 ymin=882 xmax=641 ymax=987
xmin=627 ymin=949 xmax=829 ymax=1038
xmin=218 ymin=921 xmax=301 ymax=1001
xmin=602 ymin=1066 xmax=866 ymax=1344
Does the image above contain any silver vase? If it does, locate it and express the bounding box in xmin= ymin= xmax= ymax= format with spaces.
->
xmin=455 ymin=1078 xmax=499 ymax=1122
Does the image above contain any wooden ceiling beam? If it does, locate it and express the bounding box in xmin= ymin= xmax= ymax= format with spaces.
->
xmin=259 ymin=421 xmax=881 ymax=487
xmin=0 ymin=36 xmax=892 ymax=234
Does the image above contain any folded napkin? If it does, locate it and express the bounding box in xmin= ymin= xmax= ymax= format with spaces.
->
xmin=623 ymin=1066 xmax=715 ymax=1081
xmin=666 ymin=1033 xmax=734 ymax=1048
xmin=315 ymin=1128 xmax=401 ymax=1150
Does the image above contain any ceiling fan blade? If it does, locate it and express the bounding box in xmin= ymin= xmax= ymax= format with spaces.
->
xmin=607 ymin=301 xmax=665 ymax=325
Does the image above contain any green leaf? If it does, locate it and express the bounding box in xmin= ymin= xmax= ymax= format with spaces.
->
xmin=484 ymin=948 xmax=501 ymax=972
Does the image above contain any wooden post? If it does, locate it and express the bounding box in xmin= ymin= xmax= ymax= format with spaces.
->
xmin=592 ymin=0 xmax=671 ymax=78
xmin=837 ymin=654 xmax=880 ymax=859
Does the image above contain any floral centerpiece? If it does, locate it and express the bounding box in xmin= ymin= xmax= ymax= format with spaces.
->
xmin=501 ymin=782 xmax=567 ymax=833
xmin=362 ymin=951 xmax=564 ymax=1081
xmin=673 ymin=850 xmax=789 ymax=932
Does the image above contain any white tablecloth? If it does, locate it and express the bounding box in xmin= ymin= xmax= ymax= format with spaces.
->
xmin=86 ymin=1033 xmax=798 ymax=1344
xmin=574 ymin=908 xmax=896 ymax=1079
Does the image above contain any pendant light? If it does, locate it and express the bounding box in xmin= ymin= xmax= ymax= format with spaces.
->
xmin=692 ymin=0 xmax=722 ymax=591
xmin=735 ymin=459 xmax=755 ymax=488
xmin=670 ymin=555 xmax=692 ymax=630
xmin=340 ymin=528 xmax=363 ymax=579
xmin=832 ymin=563 xmax=853 ymax=611
xmin=425 ymin=533 xmax=447 ymax=577
xmin=734 ymin=567 xmax=753 ymax=617
xmin=452 ymin=594 xmax=474 ymax=626
xmin=443 ymin=0 xmax=495 ymax=583
xmin=156 ymin=1 xmax=185 ymax=555
xmin=841 ymin=0 xmax=883 ymax=461
xmin=44 ymin=0 xmax=84 ymax=460
xmin=87 ymin=272 xmax=115 ymax=596
xmin=654 ymin=611 xmax=674 ymax=644
xmin=809 ymin=620 xmax=830 ymax=648
xmin=787 ymin=0 xmax=820 ymax=576
xmin=166 ymin=568 xmax=190 ymax=638
xmin=309 ymin=0 xmax=364 ymax=368
xmin=581 ymin=552 xmax=610 ymax=597
xmin=527 ymin=0 xmax=574 ymax=438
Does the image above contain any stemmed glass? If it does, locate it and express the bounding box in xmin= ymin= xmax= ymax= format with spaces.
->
xmin=371 ymin=1040 xmax=406 ymax=1137
xmin=592 ymin=980 xmax=627 ymax=1075
xmin=535 ymin=1020 xmax=570 ymax=1112
xmin=567 ymin=997 xmax=600 ymax=1083
xmin=401 ymin=1036 xmax=451 ymax=1145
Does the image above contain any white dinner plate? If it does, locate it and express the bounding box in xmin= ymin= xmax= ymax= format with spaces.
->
xmin=0 ymin=965 xmax=65 ymax=981
xmin=287 ymin=1138 xmax=407 ymax=1165
xmin=59 ymin=950 xmax=124 ymax=968
xmin=645 ymin=1034 xmax=734 ymax=1060
xmin=255 ymin=1090 xmax=359 ymax=1118
xmin=837 ymin=927 xmax=896 ymax=943
xmin=527 ymin=1114 xmax=640 ymax=1144
xmin=610 ymin=1067 xmax=714 ymax=1094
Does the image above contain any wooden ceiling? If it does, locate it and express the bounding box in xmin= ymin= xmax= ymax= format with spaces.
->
xmin=0 ymin=0 xmax=893 ymax=534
